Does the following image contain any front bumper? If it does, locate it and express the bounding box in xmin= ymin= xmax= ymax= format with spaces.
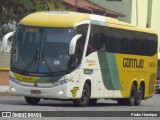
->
xmin=9 ymin=80 xmax=69 ymax=99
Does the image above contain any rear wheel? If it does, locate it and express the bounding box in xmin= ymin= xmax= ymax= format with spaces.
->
xmin=135 ymin=84 xmax=142 ymax=106
xmin=126 ymin=84 xmax=136 ymax=106
xmin=25 ymin=97 xmax=40 ymax=105
xmin=73 ymin=83 xmax=90 ymax=107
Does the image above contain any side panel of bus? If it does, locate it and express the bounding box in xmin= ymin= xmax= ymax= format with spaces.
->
xmin=79 ymin=23 xmax=157 ymax=99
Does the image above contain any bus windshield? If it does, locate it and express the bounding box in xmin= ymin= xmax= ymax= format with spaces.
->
xmin=11 ymin=26 xmax=74 ymax=76
xmin=157 ymin=60 xmax=160 ymax=80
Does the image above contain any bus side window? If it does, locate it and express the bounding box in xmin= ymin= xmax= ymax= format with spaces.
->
xmin=86 ymin=34 xmax=98 ymax=56
xmin=69 ymin=24 xmax=89 ymax=69
xmin=86 ymin=25 xmax=104 ymax=56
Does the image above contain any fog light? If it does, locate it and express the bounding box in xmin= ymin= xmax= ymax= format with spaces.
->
xmin=57 ymin=90 xmax=63 ymax=96
xmin=11 ymin=87 xmax=15 ymax=92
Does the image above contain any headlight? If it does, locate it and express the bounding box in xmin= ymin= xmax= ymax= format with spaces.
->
xmin=11 ymin=87 xmax=16 ymax=92
xmin=10 ymin=76 xmax=20 ymax=83
xmin=53 ymin=80 xmax=67 ymax=86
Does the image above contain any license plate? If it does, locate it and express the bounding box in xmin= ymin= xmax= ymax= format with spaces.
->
xmin=31 ymin=90 xmax=41 ymax=94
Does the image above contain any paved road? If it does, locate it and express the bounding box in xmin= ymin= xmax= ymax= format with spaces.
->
xmin=0 ymin=93 xmax=160 ymax=120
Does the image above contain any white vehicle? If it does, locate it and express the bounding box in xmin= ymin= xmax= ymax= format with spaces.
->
xmin=3 ymin=11 xmax=158 ymax=107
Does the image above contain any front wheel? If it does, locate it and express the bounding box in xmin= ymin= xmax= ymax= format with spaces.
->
xmin=73 ymin=83 xmax=90 ymax=107
xmin=25 ymin=97 xmax=40 ymax=105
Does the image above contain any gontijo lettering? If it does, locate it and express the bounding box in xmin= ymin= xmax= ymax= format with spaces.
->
xmin=123 ymin=58 xmax=144 ymax=68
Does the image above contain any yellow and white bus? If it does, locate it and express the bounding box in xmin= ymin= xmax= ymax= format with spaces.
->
xmin=4 ymin=11 xmax=158 ymax=107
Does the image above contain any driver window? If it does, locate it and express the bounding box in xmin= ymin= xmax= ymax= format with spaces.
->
xmin=75 ymin=24 xmax=88 ymax=62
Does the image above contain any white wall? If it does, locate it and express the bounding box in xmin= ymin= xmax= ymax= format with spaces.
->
xmin=131 ymin=0 xmax=148 ymax=27
xmin=150 ymin=0 xmax=160 ymax=51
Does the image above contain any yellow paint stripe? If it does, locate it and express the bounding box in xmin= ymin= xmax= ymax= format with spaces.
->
xmin=14 ymin=73 xmax=39 ymax=82
xmin=0 ymin=68 xmax=10 ymax=71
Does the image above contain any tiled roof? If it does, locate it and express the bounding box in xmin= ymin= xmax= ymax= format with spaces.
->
xmin=63 ymin=0 xmax=125 ymax=17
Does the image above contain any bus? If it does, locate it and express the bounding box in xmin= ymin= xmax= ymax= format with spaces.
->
xmin=156 ymin=52 xmax=160 ymax=93
xmin=3 ymin=11 xmax=158 ymax=107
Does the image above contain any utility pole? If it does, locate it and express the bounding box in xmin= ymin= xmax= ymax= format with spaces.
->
xmin=136 ymin=0 xmax=138 ymax=26
xmin=147 ymin=0 xmax=152 ymax=28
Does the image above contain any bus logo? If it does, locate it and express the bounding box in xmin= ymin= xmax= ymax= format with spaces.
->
xmin=71 ymin=87 xmax=79 ymax=97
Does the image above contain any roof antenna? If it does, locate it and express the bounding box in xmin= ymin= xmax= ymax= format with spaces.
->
xmin=91 ymin=10 xmax=94 ymax=14
xmin=103 ymin=12 xmax=107 ymax=16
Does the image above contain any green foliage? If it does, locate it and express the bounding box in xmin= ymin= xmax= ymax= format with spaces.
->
xmin=0 ymin=0 xmax=54 ymax=40
xmin=0 ymin=26 xmax=13 ymax=43
xmin=54 ymin=0 xmax=62 ymax=10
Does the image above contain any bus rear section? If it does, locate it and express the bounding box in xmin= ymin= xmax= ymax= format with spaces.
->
xmin=156 ymin=52 xmax=160 ymax=93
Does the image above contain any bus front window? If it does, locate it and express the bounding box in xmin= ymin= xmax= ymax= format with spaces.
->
xmin=40 ymin=29 xmax=73 ymax=74
xmin=11 ymin=26 xmax=74 ymax=76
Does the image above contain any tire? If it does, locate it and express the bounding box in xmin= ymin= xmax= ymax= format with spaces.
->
xmin=25 ymin=97 xmax=40 ymax=105
xmin=126 ymin=84 xmax=136 ymax=106
xmin=135 ymin=84 xmax=142 ymax=106
xmin=73 ymin=83 xmax=90 ymax=107
xmin=158 ymin=90 xmax=160 ymax=94
xmin=88 ymin=99 xmax=97 ymax=106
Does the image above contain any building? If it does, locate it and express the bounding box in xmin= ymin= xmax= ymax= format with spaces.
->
xmin=62 ymin=0 xmax=125 ymax=18
xmin=0 ymin=51 xmax=10 ymax=93
xmin=89 ymin=0 xmax=160 ymax=51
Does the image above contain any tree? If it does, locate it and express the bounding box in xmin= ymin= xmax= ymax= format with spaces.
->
xmin=0 ymin=0 xmax=54 ymax=40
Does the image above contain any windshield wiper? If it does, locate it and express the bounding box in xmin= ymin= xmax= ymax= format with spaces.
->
xmin=41 ymin=53 xmax=53 ymax=76
xmin=21 ymin=48 xmax=39 ymax=74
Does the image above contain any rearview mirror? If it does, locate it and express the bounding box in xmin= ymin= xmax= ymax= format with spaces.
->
xmin=2 ymin=31 xmax=15 ymax=51
xmin=69 ymin=34 xmax=82 ymax=55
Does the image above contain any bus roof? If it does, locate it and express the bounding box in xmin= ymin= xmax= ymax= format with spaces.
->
xmin=20 ymin=11 xmax=89 ymax=28
xmin=20 ymin=11 xmax=156 ymax=34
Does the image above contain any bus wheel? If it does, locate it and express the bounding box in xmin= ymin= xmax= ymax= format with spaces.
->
xmin=25 ymin=97 xmax=40 ymax=105
xmin=88 ymin=99 xmax=97 ymax=106
xmin=126 ymin=84 xmax=136 ymax=106
xmin=135 ymin=85 xmax=142 ymax=106
xmin=73 ymin=83 xmax=90 ymax=107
